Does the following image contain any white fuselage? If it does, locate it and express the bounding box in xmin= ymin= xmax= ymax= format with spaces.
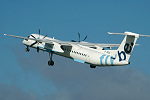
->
xmin=22 ymin=34 xmax=129 ymax=67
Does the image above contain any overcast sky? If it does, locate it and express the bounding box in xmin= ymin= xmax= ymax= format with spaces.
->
xmin=0 ymin=0 xmax=150 ymax=100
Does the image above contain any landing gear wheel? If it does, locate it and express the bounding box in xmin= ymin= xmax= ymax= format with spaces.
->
xmin=25 ymin=47 xmax=30 ymax=52
xmin=90 ymin=65 xmax=96 ymax=68
xmin=48 ymin=60 xmax=54 ymax=66
xmin=48 ymin=52 xmax=54 ymax=66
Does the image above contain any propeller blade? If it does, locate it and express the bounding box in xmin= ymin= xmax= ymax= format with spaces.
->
xmin=39 ymin=29 xmax=40 ymax=39
xmin=30 ymin=35 xmax=36 ymax=39
xmin=78 ymin=33 xmax=80 ymax=42
xmin=83 ymin=36 xmax=87 ymax=41
xmin=71 ymin=33 xmax=87 ymax=42
xmin=30 ymin=41 xmax=37 ymax=47
xmin=43 ymin=35 xmax=47 ymax=39
xmin=71 ymin=40 xmax=76 ymax=42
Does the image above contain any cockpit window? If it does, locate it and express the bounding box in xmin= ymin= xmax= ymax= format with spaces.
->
xmin=27 ymin=35 xmax=30 ymax=38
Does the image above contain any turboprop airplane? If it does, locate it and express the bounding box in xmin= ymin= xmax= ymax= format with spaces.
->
xmin=4 ymin=30 xmax=150 ymax=68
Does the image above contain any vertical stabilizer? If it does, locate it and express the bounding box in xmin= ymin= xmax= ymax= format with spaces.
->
xmin=117 ymin=32 xmax=139 ymax=61
xmin=109 ymin=32 xmax=139 ymax=62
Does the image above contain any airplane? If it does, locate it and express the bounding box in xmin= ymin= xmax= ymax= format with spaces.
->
xmin=4 ymin=30 xmax=150 ymax=68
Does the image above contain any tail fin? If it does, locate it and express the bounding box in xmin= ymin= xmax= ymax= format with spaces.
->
xmin=108 ymin=31 xmax=150 ymax=62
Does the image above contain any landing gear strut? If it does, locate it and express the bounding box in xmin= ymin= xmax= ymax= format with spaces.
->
xmin=48 ymin=52 xmax=54 ymax=66
xmin=25 ymin=46 xmax=30 ymax=52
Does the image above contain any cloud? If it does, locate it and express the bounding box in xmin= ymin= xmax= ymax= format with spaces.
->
xmin=49 ymin=67 xmax=150 ymax=100
xmin=2 ymin=45 xmax=150 ymax=100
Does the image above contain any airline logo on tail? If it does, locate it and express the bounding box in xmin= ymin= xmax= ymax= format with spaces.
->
xmin=118 ymin=42 xmax=133 ymax=62
xmin=124 ymin=42 xmax=133 ymax=54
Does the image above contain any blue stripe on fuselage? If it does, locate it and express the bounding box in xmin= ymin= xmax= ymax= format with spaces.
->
xmin=73 ymin=58 xmax=85 ymax=63
xmin=105 ymin=55 xmax=110 ymax=65
xmin=100 ymin=54 xmax=106 ymax=65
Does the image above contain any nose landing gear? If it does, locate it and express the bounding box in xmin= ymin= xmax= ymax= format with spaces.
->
xmin=48 ymin=52 xmax=54 ymax=66
xmin=48 ymin=60 xmax=54 ymax=66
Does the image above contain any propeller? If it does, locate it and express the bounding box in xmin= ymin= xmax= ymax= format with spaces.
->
xmin=39 ymin=29 xmax=40 ymax=39
xmin=43 ymin=34 xmax=47 ymax=39
xmin=78 ymin=33 xmax=80 ymax=42
xmin=71 ymin=33 xmax=87 ymax=42
xmin=30 ymin=29 xmax=48 ymax=53
xmin=30 ymin=34 xmax=36 ymax=39
xmin=83 ymin=36 xmax=87 ymax=41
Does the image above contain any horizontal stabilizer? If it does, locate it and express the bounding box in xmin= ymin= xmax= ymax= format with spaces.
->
xmin=108 ymin=32 xmax=150 ymax=38
xmin=139 ymin=34 xmax=150 ymax=37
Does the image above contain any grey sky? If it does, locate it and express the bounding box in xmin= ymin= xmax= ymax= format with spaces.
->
xmin=1 ymin=46 xmax=149 ymax=100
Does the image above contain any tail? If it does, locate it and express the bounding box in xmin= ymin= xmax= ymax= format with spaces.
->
xmin=108 ymin=31 xmax=150 ymax=63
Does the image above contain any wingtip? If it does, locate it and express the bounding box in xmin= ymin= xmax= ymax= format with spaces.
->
xmin=108 ymin=32 xmax=112 ymax=34
xmin=139 ymin=34 xmax=150 ymax=37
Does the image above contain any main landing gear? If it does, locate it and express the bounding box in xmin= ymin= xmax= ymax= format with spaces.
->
xmin=25 ymin=46 xmax=30 ymax=52
xmin=90 ymin=65 xmax=96 ymax=68
xmin=48 ymin=52 xmax=54 ymax=66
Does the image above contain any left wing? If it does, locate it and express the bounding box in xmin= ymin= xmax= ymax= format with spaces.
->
xmin=4 ymin=34 xmax=71 ymax=53
xmin=4 ymin=34 xmax=54 ymax=44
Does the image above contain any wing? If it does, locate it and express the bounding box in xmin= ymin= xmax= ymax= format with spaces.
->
xmin=76 ymin=41 xmax=120 ymax=50
xmin=4 ymin=34 xmax=54 ymax=44
xmin=4 ymin=34 xmax=72 ymax=53
xmin=94 ymin=43 xmax=120 ymax=48
xmin=77 ymin=41 xmax=139 ymax=49
xmin=4 ymin=34 xmax=138 ymax=52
